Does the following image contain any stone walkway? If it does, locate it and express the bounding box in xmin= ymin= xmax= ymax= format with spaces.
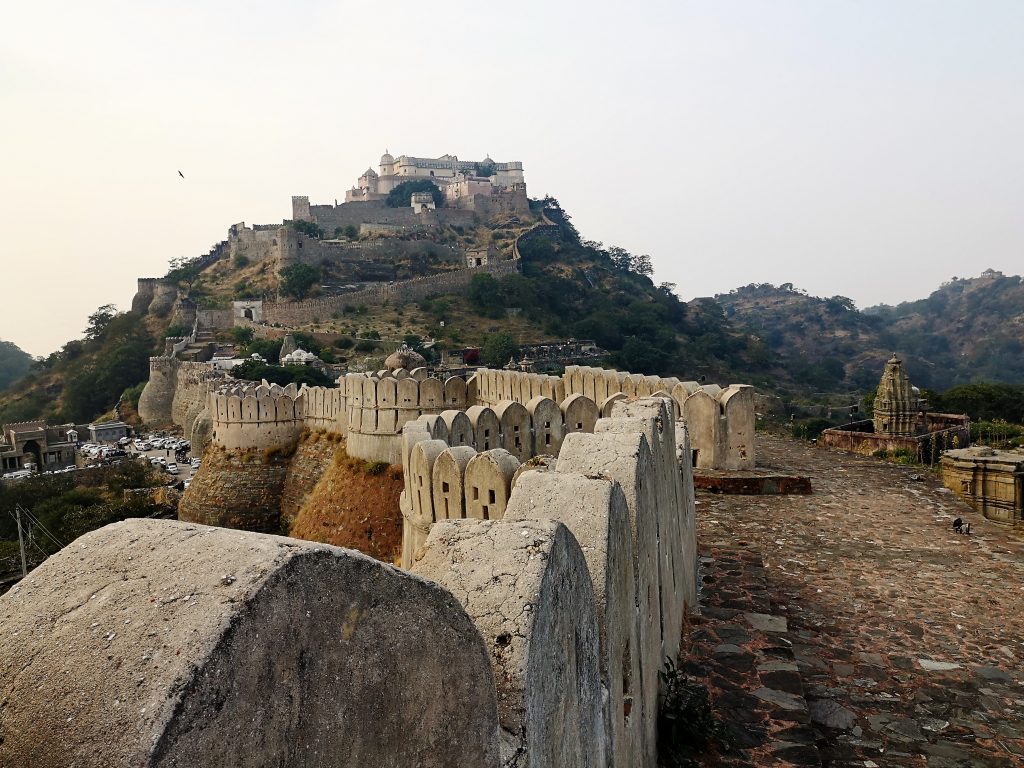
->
xmin=691 ymin=434 xmax=1024 ymax=768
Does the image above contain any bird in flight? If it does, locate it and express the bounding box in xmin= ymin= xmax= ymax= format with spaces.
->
xmin=178 ymin=170 xmax=185 ymax=179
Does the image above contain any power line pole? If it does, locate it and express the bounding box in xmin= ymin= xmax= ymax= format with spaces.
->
xmin=15 ymin=506 xmax=27 ymax=578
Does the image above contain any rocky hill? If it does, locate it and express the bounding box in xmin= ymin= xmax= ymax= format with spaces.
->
xmin=5 ymin=194 xmax=1023 ymax=429
xmin=717 ymin=270 xmax=1024 ymax=392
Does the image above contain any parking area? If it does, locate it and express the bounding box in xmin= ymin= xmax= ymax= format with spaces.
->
xmin=77 ymin=433 xmax=200 ymax=487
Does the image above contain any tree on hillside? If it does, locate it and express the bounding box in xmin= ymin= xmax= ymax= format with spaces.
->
xmin=62 ymin=309 xmax=154 ymax=422
xmin=385 ymin=180 xmax=444 ymax=209
xmin=481 ymin=332 xmax=519 ymax=367
xmin=84 ymin=304 xmax=118 ymax=341
xmin=290 ymin=220 xmax=325 ymax=239
xmin=230 ymin=359 xmax=334 ymax=388
xmin=467 ymin=273 xmax=505 ymax=318
xmin=166 ymin=256 xmax=204 ymax=293
xmin=279 ymin=264 xmax=320 ymax=300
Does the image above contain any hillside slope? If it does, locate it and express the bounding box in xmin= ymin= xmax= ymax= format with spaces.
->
xmin=0 ymin=340 xmax=32 ymax=393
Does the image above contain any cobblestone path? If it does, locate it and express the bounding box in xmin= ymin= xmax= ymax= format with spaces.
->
xmin=693 ymin=434 xmax=1024 ymax=767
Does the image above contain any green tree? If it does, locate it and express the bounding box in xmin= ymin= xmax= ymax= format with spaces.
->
xmin=231 ymin=326 xmax=255 ymax=346
xmin=467 ymin=273 xmax=505 ymax=318
xmin=230 ymin=359 xmax=334 ymax=387
xmin=385 ymin=179 xmax=444 ymax=208
xmin=481 ymin=331 xmax=519 ymax=367
xmin=84 ymin=304 xmax=118 ymax=341
xmin=290 ymin=220 xmax=325 ymax=239
xmin=279 ymin=264 xmax=320 ymax=299
xmin=165 ymin=257 xmax=204 ymax=293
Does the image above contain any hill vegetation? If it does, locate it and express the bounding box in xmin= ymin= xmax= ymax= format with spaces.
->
xmin=3 ymin=196 xmax=1022 ymax=429
xmin=0 ymin=306 xmax=156 ymax=426
xmin=717 ymin=270 xmax=1024 ymax=393
xmin=0 ymin=340 xmax=32 ymax=393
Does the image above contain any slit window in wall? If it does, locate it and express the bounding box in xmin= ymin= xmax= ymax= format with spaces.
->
xmin=576 ymin=422 xmax=583 ymax=431
xmin=482 ymin=506 xmax=489 ymax=519
xmin=488 ymin=489 xmax=496 ymax=505
xmin=442 ymin=481 xmax=450 ymax=493
xmin=472 ymin=486 xmax=479 ymax=501
xmin=691 ymin=449 xmax=699 ymax=467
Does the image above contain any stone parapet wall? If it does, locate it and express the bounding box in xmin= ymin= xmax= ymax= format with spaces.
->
xmin=136 ymin=357 xmax=178 ymax=426
xmin=409 ymin=397 xmax=698 ymax=768
xmin=475 ymin=366 xmax=756 ymax=471
xmin=196 ymin=308 xmax=233 ymax=331
xmin=6 ymin=403 xmax=701 ymax=767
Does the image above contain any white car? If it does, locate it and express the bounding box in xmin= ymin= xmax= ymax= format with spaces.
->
xmin=166 ymin=463 xmax=179 ymax=475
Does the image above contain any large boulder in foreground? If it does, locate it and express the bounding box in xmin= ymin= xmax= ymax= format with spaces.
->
xmin=0 ymin=519 xmax=500 ymax=768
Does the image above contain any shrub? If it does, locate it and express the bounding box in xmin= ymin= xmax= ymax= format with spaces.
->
xmin=657 ymin=659 xmax=730 ymax=767
xmin=385 ymin=179 xmax=443 ymax=208
xmin=233 ymin=254 xmax=250 ymax=268
xmin=262 ymin=443 xmax=297 ymax=463
xmin=364 ymin=461 xmax=389 ymax=475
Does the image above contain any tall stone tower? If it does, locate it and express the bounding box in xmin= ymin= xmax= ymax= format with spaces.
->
xmin=873 ymin=354 xmax=923 ymax=436
xmin=291 ymin=196 xmax=312 ymax=222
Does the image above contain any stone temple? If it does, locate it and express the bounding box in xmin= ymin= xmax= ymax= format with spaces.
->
xmin=821 ymin=354 xmax=970 ymax=464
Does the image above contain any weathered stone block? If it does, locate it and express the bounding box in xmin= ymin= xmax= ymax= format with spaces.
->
xmin=505 ymin=472 xmax=641 ymax=768
xmin=412 ymin=518 xmax=604 ymax=768
xmin=0 ymin=519 xmax=501 ymax=768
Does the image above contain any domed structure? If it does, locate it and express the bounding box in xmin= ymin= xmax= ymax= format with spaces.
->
xmin=384 ymin=344 xmax=426 ymax=372
xmin=282 ymin=348 xmax=319 ymax=366
xmin=380 ymin=150 xmax=394 ymax=165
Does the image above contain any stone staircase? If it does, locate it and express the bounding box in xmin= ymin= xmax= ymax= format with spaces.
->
xmin=680 ymin=546 xmax=823 ymax=767
xmin=180 ymin=331 xmax=217 ymax=362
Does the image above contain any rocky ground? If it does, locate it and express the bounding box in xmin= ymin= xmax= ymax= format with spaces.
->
xmin=686 ymin=434 xmax=1024 ymax=768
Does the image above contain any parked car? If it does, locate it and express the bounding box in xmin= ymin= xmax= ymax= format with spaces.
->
xmin=166 ymin=463 xmax=179 ymax=475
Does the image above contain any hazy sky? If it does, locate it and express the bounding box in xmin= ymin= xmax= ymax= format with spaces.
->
xmin=3 ymin=1 xmax=1022 ymax=356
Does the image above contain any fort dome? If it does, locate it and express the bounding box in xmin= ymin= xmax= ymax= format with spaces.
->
xmin=380 ymin=151 xmax=394 ymax=165
xmin=384 ymin=344 xmax=425 ymax=371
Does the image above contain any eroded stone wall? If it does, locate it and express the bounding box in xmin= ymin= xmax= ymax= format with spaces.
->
xmin=177 ymin=445 xmax=291 ymax=532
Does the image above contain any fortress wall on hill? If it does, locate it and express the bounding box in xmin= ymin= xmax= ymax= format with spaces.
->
xmin=278 ymin=434 xmax=339 ymax=530
xmin=137 ymin=357 xmax=177 ymax=426
xmin=196 ymin=309 xmax=233 ymax=331
xmin=262 ymin=259 xmax=519 ymax=327
xmin=177 ymin=445 xmax=292 ymax=531
xmin=281 ymin=236 xmax=465 ymax=272
xmin=307 ymin=200 xmax=477 ymax=234
xmin=131 ymin=278 xmax=157 ymax=314
xmin=170 ymin=362 xmax=220 ymax=435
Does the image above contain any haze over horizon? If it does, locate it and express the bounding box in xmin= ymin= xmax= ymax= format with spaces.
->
xmin=3 ymin=0 xmax=1022 ymax=357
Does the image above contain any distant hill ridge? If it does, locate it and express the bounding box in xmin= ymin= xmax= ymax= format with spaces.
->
xmin=716 ymin=270 xmax=1024 ymax=390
